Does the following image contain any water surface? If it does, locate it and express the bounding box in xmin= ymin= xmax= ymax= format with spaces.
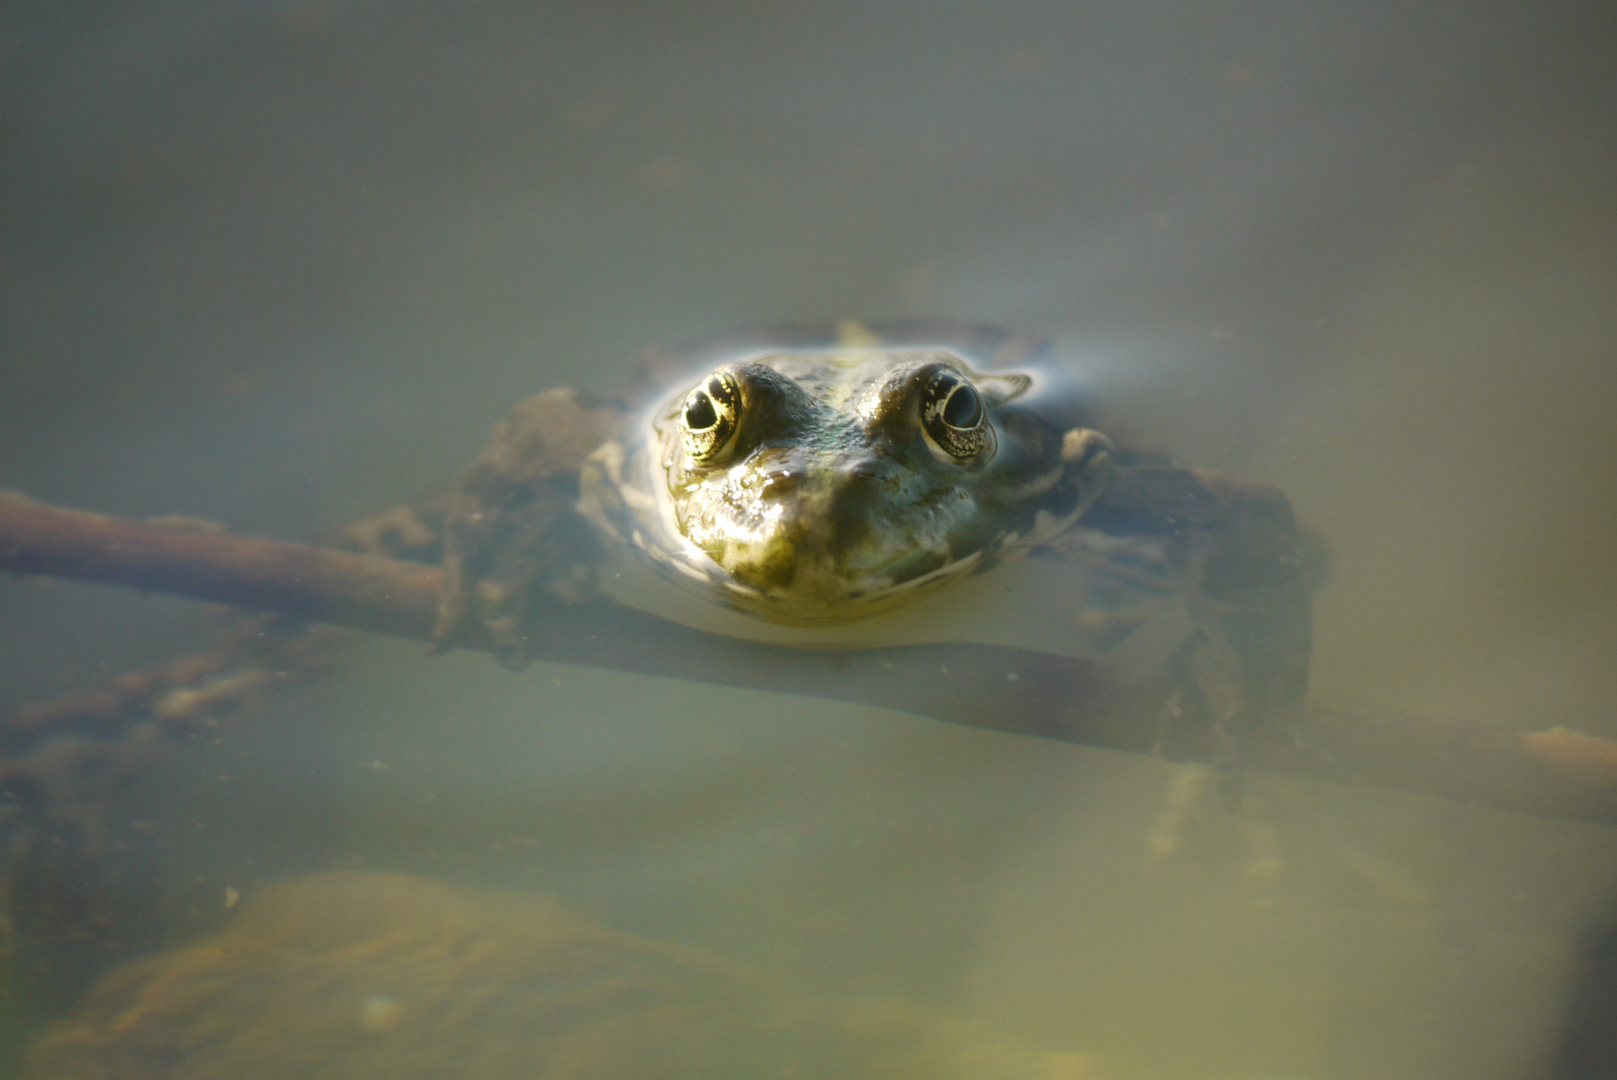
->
xmin=2 ymin=3 xmax=1615 ymax=1077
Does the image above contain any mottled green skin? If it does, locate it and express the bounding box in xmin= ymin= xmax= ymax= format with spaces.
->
xmin=580 ymin=332 xmax=1114 ymax=626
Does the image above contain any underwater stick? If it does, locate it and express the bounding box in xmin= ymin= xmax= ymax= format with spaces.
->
xmin=2 ymin=491 xmax=1613 ymax=824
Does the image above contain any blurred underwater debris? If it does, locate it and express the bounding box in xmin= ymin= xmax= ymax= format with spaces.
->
xmin=26 ymin=870 xmax=1107 ymax=1080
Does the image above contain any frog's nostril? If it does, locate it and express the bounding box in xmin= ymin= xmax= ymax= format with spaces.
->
xmin=827 ymin=462 xmax=886 ymax=525
xmin=759 ymin=470 xmax=800 ymax=499
xmin=836 ymin=461 xmax=886 ymax=499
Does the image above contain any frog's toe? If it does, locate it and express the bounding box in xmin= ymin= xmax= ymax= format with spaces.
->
xmin=475 ymin=579 xmax=529 ymax=670
xmin=486 ymin=627 xmax=528 ymax=671
xmin=482 ymin=615 xmax=528 ymax=670
xmin=1060 ymin=427 xmax=1113 ymax=469
xmin=428 ymin=591 xmax=470 ymax=655
xmin=1146 ymin=762 xmax=1217 ymax=860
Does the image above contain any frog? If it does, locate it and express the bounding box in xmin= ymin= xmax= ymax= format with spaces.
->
xmin=426 ymin=319 xmax=1314 ymax=778
xmin=0 ymin=321 xmax=1314 ymax=945
xmin=433 ymin=320 xmax=1113 ymax=657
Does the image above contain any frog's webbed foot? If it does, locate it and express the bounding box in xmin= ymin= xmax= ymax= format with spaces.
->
xmin=431 ymin=389 xmax=622 ymax=670
xmin=1145 ymin=761 xmax=1290 ymax=905
xmin=433 ymin=511 xmax=526 ymax=666
xmin=1070 ymin=464 xmax=1318 ymax=887
xmin=1083 ymin=464 xmax=1316 ymax=767
xmin=433 ymin=498 xmax=568 ymax=669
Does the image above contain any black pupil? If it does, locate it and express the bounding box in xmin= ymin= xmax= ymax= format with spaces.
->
xmin=685 ymin=391 xmax=717 ymax=430
xmin=941 ymin=383 xmax=982 ymax=428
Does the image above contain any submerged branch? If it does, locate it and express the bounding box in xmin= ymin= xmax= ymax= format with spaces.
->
xmin=2 ymin=492 xmax=1614 ymax=825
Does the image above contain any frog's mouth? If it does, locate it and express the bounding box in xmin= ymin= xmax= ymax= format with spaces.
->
xmin=673 ymin=460 xmax=1002 ymax=625
xmin=710 ymin=535 xmax=988 ymax=625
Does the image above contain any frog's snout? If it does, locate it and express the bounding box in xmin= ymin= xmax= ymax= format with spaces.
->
xmin=725 ymin=457 xmax=895 ymax=595
xmin=826 ymin=462 xmax=894 ymax=541
xmin=775 ymin=459 xmax=891 ymax=534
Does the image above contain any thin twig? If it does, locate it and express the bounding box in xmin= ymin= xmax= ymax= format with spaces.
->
xmin=2 ymin=492 xmax=1613 ymax=824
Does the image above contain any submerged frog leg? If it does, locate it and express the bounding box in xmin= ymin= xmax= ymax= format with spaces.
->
xmin=432 ymin=389 xmax=624 ymax=669
xmin=1081 ymin=463 xmax=1316 ymax=768
xmin=1075 ymin=462 xmax=1318 ymax=887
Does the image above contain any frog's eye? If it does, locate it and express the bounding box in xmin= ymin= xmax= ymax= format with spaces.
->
xmin=681 ymin=371 xmax=744 ymax=465
xmin=920 ymin=369 xmax=992 ymax=461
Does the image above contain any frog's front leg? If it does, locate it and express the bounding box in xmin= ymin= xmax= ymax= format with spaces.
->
xmin=431 ymin=389 xmax=623 ymax=668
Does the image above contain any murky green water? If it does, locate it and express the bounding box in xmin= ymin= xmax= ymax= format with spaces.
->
xmin=3 ymin=2 xmax=1616 ymax=1077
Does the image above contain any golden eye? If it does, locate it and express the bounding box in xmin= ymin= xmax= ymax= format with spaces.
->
xmin=920 ymin=369 xmax=992 ymax=461
xmin=680 ymin=371 xmax=743 ymax=465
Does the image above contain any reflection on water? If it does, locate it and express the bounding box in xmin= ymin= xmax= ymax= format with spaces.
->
xmin=3 ymin=2 xmax=1616 ymax=1078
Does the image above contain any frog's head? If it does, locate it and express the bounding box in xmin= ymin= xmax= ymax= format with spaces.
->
xmin=626 ymin=350 xmax=1112 ymax=625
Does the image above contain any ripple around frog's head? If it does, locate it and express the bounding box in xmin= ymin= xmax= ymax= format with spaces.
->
xmin=584 ymin=348 xmax=1113 ymax=626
